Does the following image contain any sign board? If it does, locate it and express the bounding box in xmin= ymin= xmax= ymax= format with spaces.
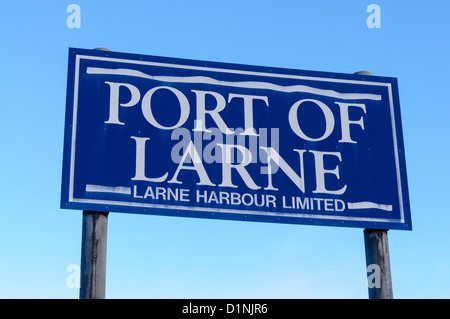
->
xmin=61 ymin=48 xmax=411 ymax=230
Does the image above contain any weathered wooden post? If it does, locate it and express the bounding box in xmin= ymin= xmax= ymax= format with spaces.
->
xmin=79 ymin=210 xmax=109 ymax=299
xmin=364 ymin=228 xmax=393 ymax=299
xmin=354 ymin=71 xmax=393 ymax=299
xmin=78 ymin=48 xmax=111 ymax=300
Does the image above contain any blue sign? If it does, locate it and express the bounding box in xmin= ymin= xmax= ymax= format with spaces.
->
xmin=61 ymin=48 xmax=411 ymax=230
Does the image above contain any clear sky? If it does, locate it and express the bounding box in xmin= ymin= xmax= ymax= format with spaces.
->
xmin=0 ymin=0 xmax=449 ymax=298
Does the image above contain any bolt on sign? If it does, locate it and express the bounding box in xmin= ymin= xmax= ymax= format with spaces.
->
xmin=61 ymin=48 xmax=412 ymax=230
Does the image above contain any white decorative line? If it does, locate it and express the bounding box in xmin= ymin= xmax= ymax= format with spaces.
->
xmin=86 ymin=67 xmax=382 ymax=101
xmin=347 ymin=201 xmax=392 ymax=211
xmin=85 ymin=184 xmax=131 ymax=195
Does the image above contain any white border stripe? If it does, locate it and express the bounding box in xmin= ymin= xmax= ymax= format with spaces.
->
xmin=388 ymin=85 xmax=404 ymax=222
xmin=68 ymin=55 xmax=80 ymax=202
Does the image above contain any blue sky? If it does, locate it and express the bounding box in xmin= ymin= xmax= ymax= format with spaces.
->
xmin=0 ymin=1 xmax=449 ymax=298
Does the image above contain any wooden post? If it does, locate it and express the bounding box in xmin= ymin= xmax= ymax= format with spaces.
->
xmin=78 ymin=47 xmax=112 ymax=300
xmin=80 ymin=210 xmax=109 ymax=299
xmin=354 ymin=71 xmax=393 ymax=299
xmin=364 ymin=229 xmax=393 ymax=299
